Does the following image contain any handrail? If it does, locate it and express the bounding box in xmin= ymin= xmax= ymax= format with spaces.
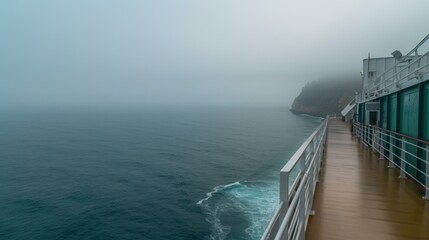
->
xmin=403 ymin=33 xmax=429 ymax=59
xmin=370 ymin=125 xmax=429 ymax=145
xmin=261 ymin=116 xmax=329 ymax=240
xmin=281 ymin=124 xmax=323 ymax=173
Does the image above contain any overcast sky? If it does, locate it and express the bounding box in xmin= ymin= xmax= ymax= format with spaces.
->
xmin=2 ymin=0 xmax=429 ymax=108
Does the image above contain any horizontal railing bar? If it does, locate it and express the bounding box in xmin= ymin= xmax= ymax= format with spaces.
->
xmin=403 ymin=33 xmax=429 ymax=59
xmin=263 ymin=115 xmax=328 ymax=240
xmin=353 ymin=121 xmax=429 ymax=193
xmin=281 ymin=123 xmax=323 ymax=173
xmin=260 ymin=201 xmax=286 ymax=240
xmin=367 ymin=125 xmax=429 ymax=145
xmin=357 ymin=34 xmax=429 ymax=103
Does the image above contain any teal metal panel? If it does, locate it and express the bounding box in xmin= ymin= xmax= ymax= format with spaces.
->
xmin=423 ymin=82 xmax=429 ymax=141
xmin=388 ymin=93 xmax=400 ymax=165
xmin=399 ymin=86 xmax=419 ymax=179
xmin=380 ymin=97 xmax=389 ymax=156
xmin=421 ymin=82 xmax=429 ymax=184
xmin=359 ymin=103 xmax=365 ymax=123
xmin=388 ymin=94 xmax=397 ymax=131
xmin=381 ymin=96 xmax=388 ymax=129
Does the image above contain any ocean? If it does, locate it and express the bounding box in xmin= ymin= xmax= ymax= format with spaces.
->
xmin=0 ymin=107 xmax=320 ymax=240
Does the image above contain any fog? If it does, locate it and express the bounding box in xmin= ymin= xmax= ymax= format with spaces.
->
xmin=2 ymin=0 xmax=428 ymax=109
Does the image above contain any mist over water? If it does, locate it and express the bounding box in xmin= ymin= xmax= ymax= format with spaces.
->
xmin=0 ymin=107 xmax=319 ymax=240
xmin=3 ymin=1 xmax=426 ymax=239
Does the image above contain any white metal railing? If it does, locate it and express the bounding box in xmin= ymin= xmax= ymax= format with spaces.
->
xmin=353 ymin=121 xmax=429 ymax=200
xmin=261 ymin=116 xmax=329 ymax=240
xmin=359 ymin=34 xmax=429 ymax=103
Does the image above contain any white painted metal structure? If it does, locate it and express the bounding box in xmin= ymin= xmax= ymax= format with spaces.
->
xmin=353 ymin=121 xmax=429 ymax=200
xmin=261 ymin=117 xmax=329 ymax=240
xmin=358 ymin=34 xmax=429 ymax=103
xmin=340 ymin=99 xmax=356 ymax=122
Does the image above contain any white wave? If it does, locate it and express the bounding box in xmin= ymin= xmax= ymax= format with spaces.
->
xmin=196 ymin=181 xmax=242 ymax=205
xmin=197 ymin=180 xmax=279 ymax=240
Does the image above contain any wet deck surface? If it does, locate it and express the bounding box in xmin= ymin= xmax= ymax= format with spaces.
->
xmin=306 ymin=120 xmax=429 ymax=240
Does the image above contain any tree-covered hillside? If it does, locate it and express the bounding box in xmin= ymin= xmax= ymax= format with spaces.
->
xmin=290 ymin=75 xmax=361 ymax=117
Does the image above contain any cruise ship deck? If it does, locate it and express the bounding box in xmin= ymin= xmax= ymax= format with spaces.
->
xmin=306 ymin=120 xmax=429 ymax=240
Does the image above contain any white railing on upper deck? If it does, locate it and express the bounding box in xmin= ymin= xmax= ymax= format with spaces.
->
xmin=360 ymin=34 xmax=429 ymax=103
xmin=261 ymin=116 xmax=330 ymax=240
xmin=353 ymin=121 xmax=429 ymax=200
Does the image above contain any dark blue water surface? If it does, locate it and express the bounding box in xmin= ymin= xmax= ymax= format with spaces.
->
xmin=0 ymin=107 xmax=320 ymax=240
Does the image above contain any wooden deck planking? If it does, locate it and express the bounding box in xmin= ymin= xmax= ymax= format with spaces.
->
xmin=306 ymin=120 xmax=429 ymax=240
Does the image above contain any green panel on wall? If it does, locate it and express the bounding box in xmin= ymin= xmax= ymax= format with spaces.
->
xmin=380 ymin=97 xmax=388 ymax=156
xmin=381 ymin=97 xmax=388 ymax=129
xmin=421 ymin=83 xmax=429 ymax=185
xmin=399 ymin=86 xmax=419 ymax=179
xmin=423 ymin=83 xmax=429 ymax=141
xmin=388 ymin=93 xmax=399 ymax=165
xmin=359 ymin=103 xmax=365 ymax=123
xmin=388 ymin=94 xmax=397 ymax=131
xmin=399 ymin=86 xmax=419 ymax=137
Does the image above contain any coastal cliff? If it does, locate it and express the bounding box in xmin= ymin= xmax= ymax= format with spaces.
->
xmin=290 ymin=76 xmax=361 ymax=117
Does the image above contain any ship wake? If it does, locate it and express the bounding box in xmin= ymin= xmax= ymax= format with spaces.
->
xmin=197 ymin=180 xmax=278 ymax=240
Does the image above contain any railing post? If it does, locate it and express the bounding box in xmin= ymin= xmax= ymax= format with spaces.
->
xmin=298 ymin=186 xmax=306 ymax=240
xmin=279 ymin=171 xmax=289 ymax=205
xmin=399 ymin=137 xmax=407 ymax=179
xmin=300 ymin=153 xmax=306 ymax=172
xmin=366 ymin=125 xmax=370 ymax=148
xmin=363 ymin=125 xmax=366 ymax=145
xmin=388 ymin=133 xmax=395 ymax=168
xmin=315 ymin=150 xmax=323 ymax=182
xmin=424 ymin=145 xmax=429 ymax=200
xmin=379 ymin=130 xmax=385 ymax=160
xmin=366 ymin=125 xmax=370 ymax=147
xmin=278 ymin=170 xmax=289 ymax=239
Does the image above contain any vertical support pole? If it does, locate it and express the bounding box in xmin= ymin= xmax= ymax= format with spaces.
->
xmin=367 ymin=126 xmax=370 ymax=147
xmin=363 ymin=125 xmax=366 ymax=145
xmin=316 ymin=149 xmax=320 ymax=183
xmin=279 ymin=170 xmax=289 ymax=236
xmin=352 ymin=120 xmax=357 ymax=137
xmin=388 ymin=133 xmax=395 ymax=168
xmin=279 ymin=171 xmax=289 ymax=205
xmin=424 ymin=145 xmax=429 ymax=200
xmin=363 ymin=125 xmax=367 ymax=144
xmin=298 ymin=186 xmax=306 ymax=240
xmin=399 ymin=137 xmax=407 ymax=179
xmin=379 ymin=130 xmax=385 ymax=160
xmin=367 ymin=125 xmax=370 ymax=148
xmin=300 ymin=153 xmax=306 ymax=172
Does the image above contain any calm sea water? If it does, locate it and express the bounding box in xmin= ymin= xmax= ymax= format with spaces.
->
xmin=0 ymin=107 xmax=320 ymax=240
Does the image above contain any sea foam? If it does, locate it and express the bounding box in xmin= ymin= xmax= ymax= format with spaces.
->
xmin=197 ymin=180 xmax=278 ymax=240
